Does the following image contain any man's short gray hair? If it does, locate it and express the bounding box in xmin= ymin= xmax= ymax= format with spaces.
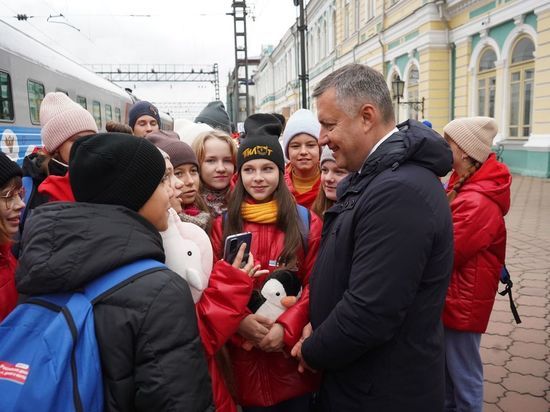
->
xmin=313 ymin=64 xmax=395 ymax=124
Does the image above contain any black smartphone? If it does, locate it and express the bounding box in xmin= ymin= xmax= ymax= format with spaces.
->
xmin=223 ymin=232 xmax=252 ymax=265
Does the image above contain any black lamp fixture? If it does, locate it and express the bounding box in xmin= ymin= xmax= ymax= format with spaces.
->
xmin=391 ymin=75 xmax=424 ymax=123
xmin=391 ymin=75 xmax=405 ymax=101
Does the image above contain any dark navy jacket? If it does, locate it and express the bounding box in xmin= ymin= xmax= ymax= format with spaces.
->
xmin=302 ymin=120 xmax=454 ymax=412
xmin=16 ymin=202 xmax=214 ymax=412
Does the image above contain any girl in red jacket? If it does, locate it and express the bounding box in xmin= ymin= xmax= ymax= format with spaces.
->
xmin=0 ymin=152 xmax=25 ymax=321
xmin=281 ymin=109 xmax=322 ymax=209
xmin=211 ymin=114 xmax=322 ymax=411
xmin=442 ymin=117 xmax=511 ymax=412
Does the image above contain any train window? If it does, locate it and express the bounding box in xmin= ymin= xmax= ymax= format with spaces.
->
xmin=27 ymin=80 xmax=45 ymax=125
xmin=105 ymin=104 xmax=112 ymax=122
xmin=55 ymin=88 xmax=69 ymax=96
xmin=0 ymin=71 xmax=14 ymax=122
xmin=115 ymin=107 xmax=121 ymax=122
xmin=76 ymin=96 xmax=87 ymax=109
xmin=92 ymin=101 xmax=102 ymax=129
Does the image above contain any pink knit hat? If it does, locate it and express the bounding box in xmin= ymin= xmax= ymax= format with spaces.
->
xmin=40 ymin=92 xmax=98 ymax=153
xmin=443 ymin=116 xmax=497 ymax=163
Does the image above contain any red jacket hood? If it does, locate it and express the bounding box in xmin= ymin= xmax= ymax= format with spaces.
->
xmin=448 ymin=153 xmax=511 ymax=216
xmin=37 ymin=172 xmax=75 ymax=202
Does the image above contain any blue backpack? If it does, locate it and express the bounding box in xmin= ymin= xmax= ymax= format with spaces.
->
xmin=0 ymin=259 xmax=165 ymax=412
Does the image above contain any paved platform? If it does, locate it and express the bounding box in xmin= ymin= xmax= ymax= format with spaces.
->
xmin=481 ymin=175 xmax=550 ymax=411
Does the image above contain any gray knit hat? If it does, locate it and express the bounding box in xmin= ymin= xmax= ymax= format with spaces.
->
xmin=443 ymin=117 xmax=496 ymax=163
xmin=195 ymin=101 xmax=231 ymax=135
xmin=320 ymin=146 xmax=336 ymax=165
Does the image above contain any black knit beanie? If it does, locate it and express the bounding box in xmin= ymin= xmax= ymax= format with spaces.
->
xmin=195 ymin=101 xmax=232 ymax=134
xmin=69 ymin=133 xmax=165 ymax=212
xmin=128 ymin=101 xmax=161 ymax=130
xmin=0 ymin=151 xmax=22 ymax=189
xmin=237 ymin=113 xmax=284 ymax=172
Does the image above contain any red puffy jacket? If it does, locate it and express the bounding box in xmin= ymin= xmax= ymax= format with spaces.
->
xmin=443 ymin=154 xmax=511 ymax=333
xmin=0 ymin=243 xmax=17 ymax=322
xmin=284 ymin=164 xmax=320 ymax=209
xmin=210 ymin=210 xmax=323 ymax=407
xmin=196 ymin=260 xmax=253 ymax=412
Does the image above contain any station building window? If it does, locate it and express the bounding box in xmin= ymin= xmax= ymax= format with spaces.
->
xmin=77 ymin=96 xmax=87 ymax=109
xmin=92 ymin=101 xmax=102 ymax=129
xmin=508 ymin=36 xmax=535 ymax=139
xmin=115 ymin=107 xmax=121 ymax=123
xmin=105 ymin=104 xmax=112 ymax=122
xmin=27 ymin=80 xmax=45 ymax=125
xmin=0 ymin=71 xmax=14 ymax=121
xmin=477 ymin=48 xmax=497 ymax=118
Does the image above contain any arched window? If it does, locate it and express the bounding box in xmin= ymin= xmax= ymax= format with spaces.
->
xmin=508 ymin=36 xmax=535 ymax=138
xmin=407 ymin=66 xmax=419 ymax=120
xmin=477 ymin=48 xmax=497 ymax=118
xmin=316 ymin=26 xmax=321 ymax=63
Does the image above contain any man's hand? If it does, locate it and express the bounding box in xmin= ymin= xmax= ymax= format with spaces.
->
xmin=291 ymin=323 xmax=317 ymax=373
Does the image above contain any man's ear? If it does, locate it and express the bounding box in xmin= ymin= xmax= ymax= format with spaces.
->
xmin=358 ymin=103 xmax=376 ymax=130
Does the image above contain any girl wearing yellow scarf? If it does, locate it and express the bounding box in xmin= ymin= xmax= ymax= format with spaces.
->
xmin=209 ymin=114 xmax=323 ymax=411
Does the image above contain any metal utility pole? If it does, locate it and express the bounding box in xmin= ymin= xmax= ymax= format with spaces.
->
xmin=295 ymin=0 xmax=308 ymax=109
xmin=230 ymin=1 xmax=250 ymax=120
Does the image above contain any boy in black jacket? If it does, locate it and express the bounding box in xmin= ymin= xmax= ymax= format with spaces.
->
xmin=17 ymin=133 xmax=214 ymax=411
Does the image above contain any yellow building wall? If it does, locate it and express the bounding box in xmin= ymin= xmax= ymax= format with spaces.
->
xmin=454 ymin=41 xmax=471 ymax=118
xmin=532 ymin=9 xmax=550 ymax=136
xmin=419 ymin=47 xmax=450 ymax=132
xmin=384 ymin=0 xmax=424 ymax=29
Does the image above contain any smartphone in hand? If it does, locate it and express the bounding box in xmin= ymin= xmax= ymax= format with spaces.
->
xmin=223 ymin=232 xmax=252 ymax=265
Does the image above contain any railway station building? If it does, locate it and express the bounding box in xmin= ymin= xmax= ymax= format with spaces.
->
xmin=252 ymin=0 xmax=550 ymax=177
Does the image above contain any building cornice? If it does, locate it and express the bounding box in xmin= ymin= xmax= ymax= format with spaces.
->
xmin=450 ymin=0 xmax=541 ymax=44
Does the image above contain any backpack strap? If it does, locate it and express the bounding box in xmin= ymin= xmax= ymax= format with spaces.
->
xmin=498 ymin=265 xmax=522 ymax=324
xmin=297 ymin=205 xmax=310 ymax=255
xmin=84 ymin=259 xmax=166 ymax=303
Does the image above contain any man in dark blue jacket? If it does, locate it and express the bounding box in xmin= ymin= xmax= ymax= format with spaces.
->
xmin=292 ymin=64 xmax=454 ymax=411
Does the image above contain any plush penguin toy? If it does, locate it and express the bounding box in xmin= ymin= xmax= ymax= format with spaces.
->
xmin=248 ymin=269 xmax=302 ymax=321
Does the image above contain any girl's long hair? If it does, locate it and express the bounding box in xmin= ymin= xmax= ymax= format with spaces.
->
xmin=311 ymin=185 xmax=334 ymax=219
xmin=222 ymin=171 xmax=303 ymax=269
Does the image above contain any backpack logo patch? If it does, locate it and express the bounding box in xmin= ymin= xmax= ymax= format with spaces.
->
xmin=0 ymin=361 xmax=29 ymax=385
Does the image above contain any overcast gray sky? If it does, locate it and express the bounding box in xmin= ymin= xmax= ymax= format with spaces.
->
xmin=0 ymin=0 xmax=298 ymax=117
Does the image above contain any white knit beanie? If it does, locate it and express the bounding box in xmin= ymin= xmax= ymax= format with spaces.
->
xmin=282 ymin=109 xmax=321 ymax=160
xmin=443 ymin=116 xmax=497 ymax=163
xmin=40 ymin=92 xmax=98 ymax=153
xmin=320 ymin=146 xmax=336 ymax=165
xmin=174 ymin=118 xmax=213 ymax=147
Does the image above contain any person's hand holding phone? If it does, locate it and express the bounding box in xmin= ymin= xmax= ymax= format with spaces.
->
xmin=231 ymin=243 xmax=268 ymax=278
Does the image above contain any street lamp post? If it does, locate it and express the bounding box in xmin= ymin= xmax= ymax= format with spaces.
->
xmin=294 ymin=0 xmax=308 ymax=109
xmin=391 ymin=75 xmax=425 ymax=123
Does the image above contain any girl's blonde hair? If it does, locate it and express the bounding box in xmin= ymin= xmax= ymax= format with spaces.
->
xmin=191 ymin=130 xmax=237 ymax=167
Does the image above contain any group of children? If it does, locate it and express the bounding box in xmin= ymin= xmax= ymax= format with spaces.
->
xmin=0 ymin=91 xmax=510 ymax=412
